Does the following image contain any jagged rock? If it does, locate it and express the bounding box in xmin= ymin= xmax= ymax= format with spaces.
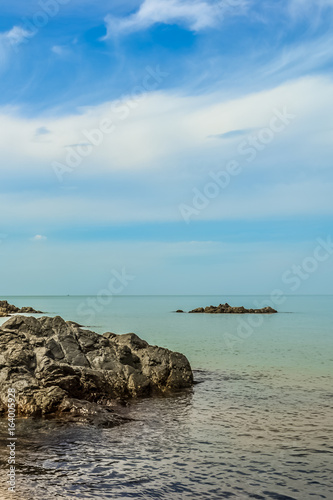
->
xmin=188 ymin=303 xmax=277 ymax=314
xmin=0 ymin=300 xmax=42 ymax=316
xmin=176 ymin=310 xmax=184 ymax=313
xmin=0 ymin=315 xmax=193 ymax=426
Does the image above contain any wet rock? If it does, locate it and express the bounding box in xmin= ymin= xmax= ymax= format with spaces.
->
xmin=0 ymin=315 xmax=193 ymax=426
xmin=56 ymin=398 xmax=132 ymax=427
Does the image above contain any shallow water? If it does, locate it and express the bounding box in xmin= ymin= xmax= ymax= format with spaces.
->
xmin=0 ymin=295 xmax=332 ymax=499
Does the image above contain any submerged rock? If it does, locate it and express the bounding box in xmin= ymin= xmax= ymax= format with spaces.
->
xmin=188 ymin=303 xmax=277 ymax=314
xmin=0 ymin=315 xmax=193 ymax=426
xmin=0 ymin=300 xmax=42 ymax=316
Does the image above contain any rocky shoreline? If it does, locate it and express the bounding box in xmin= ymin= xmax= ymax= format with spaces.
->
xmin=176 ymin=303 xmax=277 ymax=314
xmin=0 ymin=315 xmax=193 ymax=427
xmin=0 ymin=300 xmax=42 ymax=317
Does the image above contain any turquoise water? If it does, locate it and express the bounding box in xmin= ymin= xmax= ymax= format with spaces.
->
xmin=2 ymin=295 xmax=332 ymax=376
xmin=0 ymin=295 xmax=332 ymax=499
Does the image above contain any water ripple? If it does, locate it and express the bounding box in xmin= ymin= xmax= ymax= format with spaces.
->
xmin=1 ymin=370 xmax=332 ymax=499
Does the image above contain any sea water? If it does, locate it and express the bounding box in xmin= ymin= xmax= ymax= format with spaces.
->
xmin=0 ymin=295 xmax=332 ymax=499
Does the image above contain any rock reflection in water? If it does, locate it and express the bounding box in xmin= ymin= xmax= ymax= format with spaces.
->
xmin=0 ymin=371 xmax=332 ymax=500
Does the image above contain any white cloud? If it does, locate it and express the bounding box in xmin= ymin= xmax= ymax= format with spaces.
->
xmin=0 ymin=74 xmax=332 ymax=175
xmin=0 ymin=75 xmax=332 ymax=224
xmin=0 ymin=26 xmax=30 ymax=46
xmin=0 ymin=26 xmax=30 ymax=69
xmin=52 ymin=45 xmax=70 ymax=57
xmin=102 ymin=0 xmax=249 ymax=37
xmin=31 ymin=235 xmax=47 ymax=241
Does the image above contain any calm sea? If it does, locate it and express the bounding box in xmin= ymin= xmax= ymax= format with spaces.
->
xmin=0 ymin=295 xmax=332 ymax=499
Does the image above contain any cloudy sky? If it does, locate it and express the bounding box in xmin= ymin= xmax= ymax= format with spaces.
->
xmin=0 ymin=0 xmax=332 ymax=295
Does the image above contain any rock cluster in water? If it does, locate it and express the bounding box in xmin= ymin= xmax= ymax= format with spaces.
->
xmin=0 ymin=300 xmax=42 ymax=317
xmin=0 ymin=315 xmax=193 ymax=426
xmin=188 ymin=303 xmax=277 ymax=314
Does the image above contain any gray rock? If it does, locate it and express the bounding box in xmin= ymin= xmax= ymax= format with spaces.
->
xmin=0 ymin=300 xmax=43 ymax=316
xmin=0 ymin=315 xmax=193 ymax=426
xmin=188 ymin=303 xmax=277 ymax=314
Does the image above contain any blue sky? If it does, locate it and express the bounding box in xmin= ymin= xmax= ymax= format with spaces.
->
xmin=0 ymin=0 xmax=333 ymax=295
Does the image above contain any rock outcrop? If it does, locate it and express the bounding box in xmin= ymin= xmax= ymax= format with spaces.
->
xmin=188 ymin=303 xmax=277 ymax=314
xmin=0 ymin=300 xmax=42 ymax=316
xmin=0 ymin=315 xmax=193 ymax=426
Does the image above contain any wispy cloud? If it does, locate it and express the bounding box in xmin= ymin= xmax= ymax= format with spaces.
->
xmin=0 ymin=26 xmax=30 ymax=47
xmin=0 ymin=26 xmax=30 ymax=68
xmin=0 ymin=75 xmax=332 ymax=230
xmin=2 ymin=178 xmax=333 ymax=228
xmin=31 ymin=235 xmax=47 ymax=241
xmin=102 ymin=0 xmax=249 ymax=38
xmin=208 ymin=129 xmax=254 ymax=140
xmin=288 ymin=0 xmax=333 ymax=16
xmin=260 ymin=32 xmax=333 ymax=81
xmin=52 ymin=45 xmax=70 ymax=57
xmin=0 ymin=75 xmax=332 ymax=178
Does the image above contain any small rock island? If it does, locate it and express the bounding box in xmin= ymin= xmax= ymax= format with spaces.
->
xmin=0 ymin=315 xmax=193 ymax=426
xmin=179 ymin=303 xmax=277 ymax=314
xmin=0 ymin=300 xmax=42 ymax=317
